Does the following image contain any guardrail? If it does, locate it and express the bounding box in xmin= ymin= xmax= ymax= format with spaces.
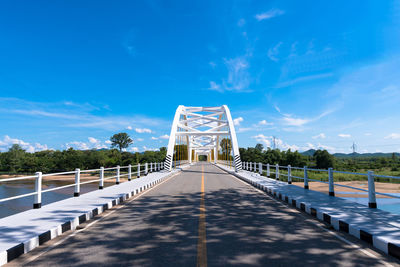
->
xmin=0 ymin=162 xmax=165 ymax=209
xmin=241 ymin=161 xmax=400 ymax=209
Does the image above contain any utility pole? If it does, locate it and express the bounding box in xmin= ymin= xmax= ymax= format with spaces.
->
xmin=351 ymin=142 xmax=357 ymax=166
xmin=272 ymin=136 xmax=277 ymax=149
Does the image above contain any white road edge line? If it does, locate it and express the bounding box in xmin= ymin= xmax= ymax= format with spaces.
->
xmin=21 ymin=172 xmax=182 ymax=264
xmin=231 ymin=173 xmax=395 ymax=267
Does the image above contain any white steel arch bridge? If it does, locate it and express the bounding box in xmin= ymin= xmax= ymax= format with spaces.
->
xmin=164 ymin=105 xmax=242 ymax=172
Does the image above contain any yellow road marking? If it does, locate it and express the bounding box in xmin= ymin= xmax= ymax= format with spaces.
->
xmin=197 ymin=164 xmax=207 ymax=267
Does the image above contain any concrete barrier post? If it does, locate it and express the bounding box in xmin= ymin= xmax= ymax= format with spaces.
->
xmin=33 ymin=171 xmax=42 ymax=209
xmin=150 ymin=162 xmax=153 ymax=173
xmin=267 ymin=163 xmax=270 ymax=177
xmin=137 ymin=163 xmax=140 ymax=178
xmin=249 ymin=162 xmax=252 ymax=171
xmin=368 ymin=171 xmax=377 ymax=208
xmin=288 ymin=165 xmax=292 ymax=184
xmin=259 ymin=162 xmax=263 ymax=175
xmin=304 ymin=166 xmax=309 ymax=189
xmin=128 ymin=164 xmax=132 ymax=181
xmin=158 ymin=162 xmax=161 ymax=171
xmin=99 ymin=167 xmax=104 ymax=189
xmin=116 ymin=165 xmax=120 ymax=184
xmin=275 ymin=164 xmax=279 ymax=180
xmin=253 ymin=162 xmax=257 ymax=172
xmin=246 ymin=162 xmax=248 ymax=170
xmin=328 ymin=168 xmax=334 ymax=196
xmin=74 ymin=168 xmax=80 ymax=197
xmin=145 ymin=163 xmax=148 ymax=175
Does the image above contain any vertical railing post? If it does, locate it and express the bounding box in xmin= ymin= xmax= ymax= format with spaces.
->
xmin=150 ymin=162 xmax=153 ymax=173
xmin=128 ymin=164 xmax=132 ymax=181
xmin=74 ymin=168 xmax=80 ymax=197
xmin=259 ymin=162 xmax=262 ymax=175
xmin=158 ymin=162 xmax=160 ymax=171
xmin=33 ymin=171 xmax=42 ymax=209
xmin=99 ymin=167 xmax=104 ymax=189
xmin=304 ymin=166 xmax=309 ymax=189
xmin=328 ymin=168 xmax=334 ymax=196
xmin=267 ymin=163 xmax=270 ymax=177
xmin=145 ymin=163 xmax=148 ymax=175
xmin=249 ymin=162 xmax=252 ymax=171
xmin=137 ymin=163 xmax=141 ymax=178
xmin=246 ymin=162 xmax=248 ymax=170
xmin=368 ymin=171 xmax=377 ymax=208
xmin=288 ymin=165 xmax=292 ymax=184
xmin=116 ymin=165 xmax=120 ymax=184
xmin=253 ymin=162 xmax=256 ymax=172
xmin=275 ymin=164 xmax=279 ymax=180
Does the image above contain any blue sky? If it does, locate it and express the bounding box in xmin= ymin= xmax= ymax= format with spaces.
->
xmin=1 ymin=1 xmax=400 ymax=153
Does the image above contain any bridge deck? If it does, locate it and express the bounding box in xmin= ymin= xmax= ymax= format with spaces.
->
xmin=218 ymin=164 xmax=400 ymax=258
xmin=0 ymin=169 xmax=178 ymax=265
xmin=6 ymin=163 xmax=398 ymax=266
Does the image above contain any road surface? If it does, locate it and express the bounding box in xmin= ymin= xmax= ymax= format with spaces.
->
xmin=7 ymin=163 xmax=400 ymax=266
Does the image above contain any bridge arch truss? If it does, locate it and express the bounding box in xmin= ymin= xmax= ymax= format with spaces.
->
xmin=165 ymin=105 xmax=242 ymax=172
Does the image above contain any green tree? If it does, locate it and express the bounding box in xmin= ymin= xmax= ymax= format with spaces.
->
xmin=110 ymin=133 xmax=133 ymax=152
xmin=255 ymin=143 xmax=264 ymax=152
xmin=220 ymin=138 xmax=232 ymax=159
xmin=314 ymin=150 xmax=334 ymax=169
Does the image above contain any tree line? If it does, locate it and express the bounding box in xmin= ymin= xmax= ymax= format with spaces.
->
xmin=1 ymin=132 xmax=399 ymax=174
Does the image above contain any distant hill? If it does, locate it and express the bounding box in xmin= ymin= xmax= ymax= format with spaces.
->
xmin=300 ymin=149 xmax=400 ymax=158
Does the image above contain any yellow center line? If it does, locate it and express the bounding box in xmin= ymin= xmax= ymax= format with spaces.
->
xmin=197 ymin=164 xmax=207 ymax=267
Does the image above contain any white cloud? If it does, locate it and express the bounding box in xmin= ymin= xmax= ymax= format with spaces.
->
xmin=209 ymin=61 xmax=217 ymax=68
xmin=151 ymin=136 xmax=158 ymax=140
xmin=66 ymin=141 xmax=89 ymax=150
xmin=233 ymin=117 xmax=244 ymax=126
xmin=129 ymin=147 xmax=139 ymax=152
xmin=159 ymin=134 xmax=169 ymax=140
xmin=312 ymin=133 xmax=326 ymax=139
xmin=252 ymin=134 xmax=271 ymax=147
xmin=338 ymin=134 xmax=351 ymax=138
xmin=237 ymin=127 xmax=252 ymax=133
xmin=105 ymin=140 xmax=112 ymax=144
xmin=385 ymin=133 xmax=400 ymax=139
xmin=126 ymin=126 xmax=132 ymax=130
xmin=88 ymin=137 xmax=99 ymax=144
xmin=136 ymin=138 xmax=144 ymax=142
xmin=0 ymin=135 xmax=49 ymax=153
xmin=267 ymin=42 xmax=283 ymax=62
xmin=255 ymin=9 xmax=285 ymax=21
xmin=258 ymin=120 xmax=273 ymax=126
xmin=135 ymin=128 xmax=152 ymax=134
xmin=364 ymin=133 xmax=372 ymax=136
xmin=282 ymin=117 xmax=310 ymax=127
xmin=142 ymin=146 xmax=159 ymax=152
xmin=208 ymin=81 xmax=222 ymax=92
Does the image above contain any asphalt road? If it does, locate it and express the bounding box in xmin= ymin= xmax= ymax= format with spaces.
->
xmin=8 ymin=163 xmax=400 ymax=266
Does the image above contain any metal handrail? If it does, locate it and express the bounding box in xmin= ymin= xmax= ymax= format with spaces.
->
xmin=242 ymin=161 xmax=400 ymax=208
xmin=0 ymin=162 xmax=165 ymax=209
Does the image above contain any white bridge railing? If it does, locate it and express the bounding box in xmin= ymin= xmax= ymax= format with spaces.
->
xmin=241 ymin=161 xmax=400 ymax=209
xmin=0 ymin=162 xmax=165 ymax=209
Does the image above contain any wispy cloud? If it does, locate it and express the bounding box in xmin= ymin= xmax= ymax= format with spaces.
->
xmin=338 ymin=133 xmax=351 ymax=138
xmin=255 ymin=9 xmax=285 ymax=21
xmin=135 ymin=128 xmax=153 ymax=134
xmin=275 ymin=73 xmax=333 ymax=88
xmin=385 ymin=133 xmax=400 ymax=139
xmin=312 ymin=133 xmax=326 ymax=139
xmin=267 ymin=42 xmax=283 ymax=62
xmin=209 ymin=56 xmax=252 ymax=93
